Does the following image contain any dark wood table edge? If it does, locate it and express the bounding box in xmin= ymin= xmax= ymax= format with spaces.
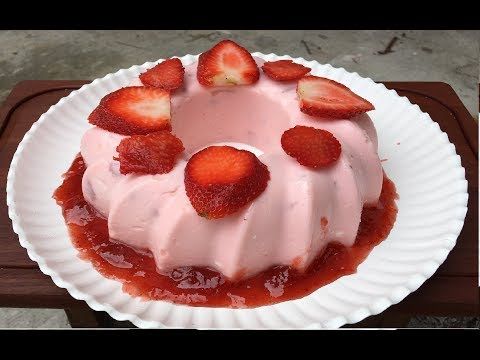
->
xmin=0 ymin=80 xmax=91 ymax=138
xmin=383 ymin=82 xmax=478 ymax=157
xmin=0 ymin=80 xmax=477 ymax=328
xmin=1 ymin=80 xmax=477 ymax=155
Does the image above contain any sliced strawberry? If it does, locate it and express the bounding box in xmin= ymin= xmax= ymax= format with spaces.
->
xmin=139 ymin=58 xmax=185 ymax=91
xmin=115 ymin=131 xmax=184 ymax=175
xmin=281 ymin=126 xmax=341 ymax=168
xmin=197 ymin=40 xmax=259 ymax=87
xmin=88 ymin=86 xmax=171 ymax=135
xmin=262 ymin=60 xmax=311 ymax=81
xmin=297 ymin=76 xmax=374 ymax=118
xmin=184 ymin=146 xmax=270 ymax=219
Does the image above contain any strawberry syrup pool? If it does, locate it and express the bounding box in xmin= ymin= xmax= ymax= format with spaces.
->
xmin=53 ymin=154 xmax=398 ymax=308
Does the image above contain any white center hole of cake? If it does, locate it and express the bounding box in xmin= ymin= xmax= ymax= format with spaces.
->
xmin=171 ymin=88 xmax=290 ymax=156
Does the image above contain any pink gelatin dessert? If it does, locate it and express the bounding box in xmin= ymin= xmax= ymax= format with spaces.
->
xmin=81 ymin=42 xmax=381 ymax=278
xmin=55 ymin=39 xmax=397 ymax=307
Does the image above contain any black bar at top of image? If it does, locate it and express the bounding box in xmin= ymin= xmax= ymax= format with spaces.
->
xmin=1 ymin=2 xmax=479 ymax=29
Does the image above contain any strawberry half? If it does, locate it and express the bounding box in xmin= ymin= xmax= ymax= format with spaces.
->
xmin=184 ymin=146 xmax=270 ymax=219
xmin=139 ymin=58 xmax=185 ymax=91
xmin=115 ymin=131 xmax=184 ymax=175
xmin=297 ymin=76 xmax=374 ymax=119
xmin=281 ymin=126 xmax=341 ymax=168
xmin=88 ymin=86 xmax=171 ymax=135
xmin=262 ymin=60 xmax=311 ymax=81
xmin=197 ymin=40 xmax=260 ymax=87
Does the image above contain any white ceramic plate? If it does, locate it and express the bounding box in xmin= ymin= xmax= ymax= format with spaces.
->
xmin=6 ymin=53 xmax=468 ymax=328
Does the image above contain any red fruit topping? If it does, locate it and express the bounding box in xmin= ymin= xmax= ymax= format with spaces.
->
xmin=297 ymin=76 xmax=374 ymax=118
xmin=262 ymin=60 xmax=311 ymax=81
xmin=115 ymin=131 xmax=184 ymax=175
xmin=281 ymin=125 xmax=341 ymax=168
xmin=197 ymin=40 xmax=260 ymax=87
xmin=184 ymin=146 xmax=270 ymax=219
xmin=139 ymin=58 xmax=185 ymax=91
xmin=88 ymin=86 xmax=171 ymax=135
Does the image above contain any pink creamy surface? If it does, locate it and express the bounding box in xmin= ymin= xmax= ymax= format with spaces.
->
xmin=80 ymin=59 xmax=383 ymax=279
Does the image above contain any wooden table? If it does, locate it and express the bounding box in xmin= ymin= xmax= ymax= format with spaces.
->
xmin=0 ymin=81 xmax=478 ymax=328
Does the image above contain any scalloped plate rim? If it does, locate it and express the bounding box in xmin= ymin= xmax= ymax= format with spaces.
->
xmin=6 ymin=52 xmax=468 ymax=329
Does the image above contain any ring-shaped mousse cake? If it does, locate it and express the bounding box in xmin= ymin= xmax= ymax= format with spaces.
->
xmin=54 ymin=40 xmax=397 ymax=307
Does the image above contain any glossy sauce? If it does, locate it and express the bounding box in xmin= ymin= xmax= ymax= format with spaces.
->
xmin=53 ymin=154 xmax=398 ymax=308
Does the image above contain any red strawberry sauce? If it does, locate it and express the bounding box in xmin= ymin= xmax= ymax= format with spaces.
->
xmin=53 ymin=154 xmax=398 ymax=308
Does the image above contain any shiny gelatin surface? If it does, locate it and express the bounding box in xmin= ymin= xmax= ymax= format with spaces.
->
xmin=53 ymin=154 xmax=398 ymax=308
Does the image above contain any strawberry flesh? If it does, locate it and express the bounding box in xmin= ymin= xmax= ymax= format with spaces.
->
xmin=197 ymin=40 xmax=259 ymax=87
xmin=184 ymin=146 xmax=270 ymax=219
xmin=115 ymin=131 xmax=184 ymax=175
xmin=262 ymin=60 xmax=311 ymax=81
xmin=88 ymin=86 xmax=171 ymax=135
xmin=281 ymin=125 xmax=341 ymax=168
xmin=139 ymin=58 xmax=185 ymax=91
xmin=297 ymin=76 xmax=374 ymax=119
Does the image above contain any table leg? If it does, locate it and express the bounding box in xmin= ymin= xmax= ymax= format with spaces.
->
xmin=65 ymin=303 xmax=135 ymax=328
xmin=64 ymin=303 xmax=105 ymax=328
xmin=344 ymin=310 xmax=411 ymax=328
xmin=379 ymin=313 xmax=412 ymax=328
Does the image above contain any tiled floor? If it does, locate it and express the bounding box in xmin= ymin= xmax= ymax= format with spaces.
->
xmin=0 ymin=30 xmax=478 ymax=116
xmin=407 ymin=316 xmax=479 ymax=328
xmin=1 ymin=30 xmax=478 ymax=328
xmin=0 ymin=308 xmax=70 ymax=328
